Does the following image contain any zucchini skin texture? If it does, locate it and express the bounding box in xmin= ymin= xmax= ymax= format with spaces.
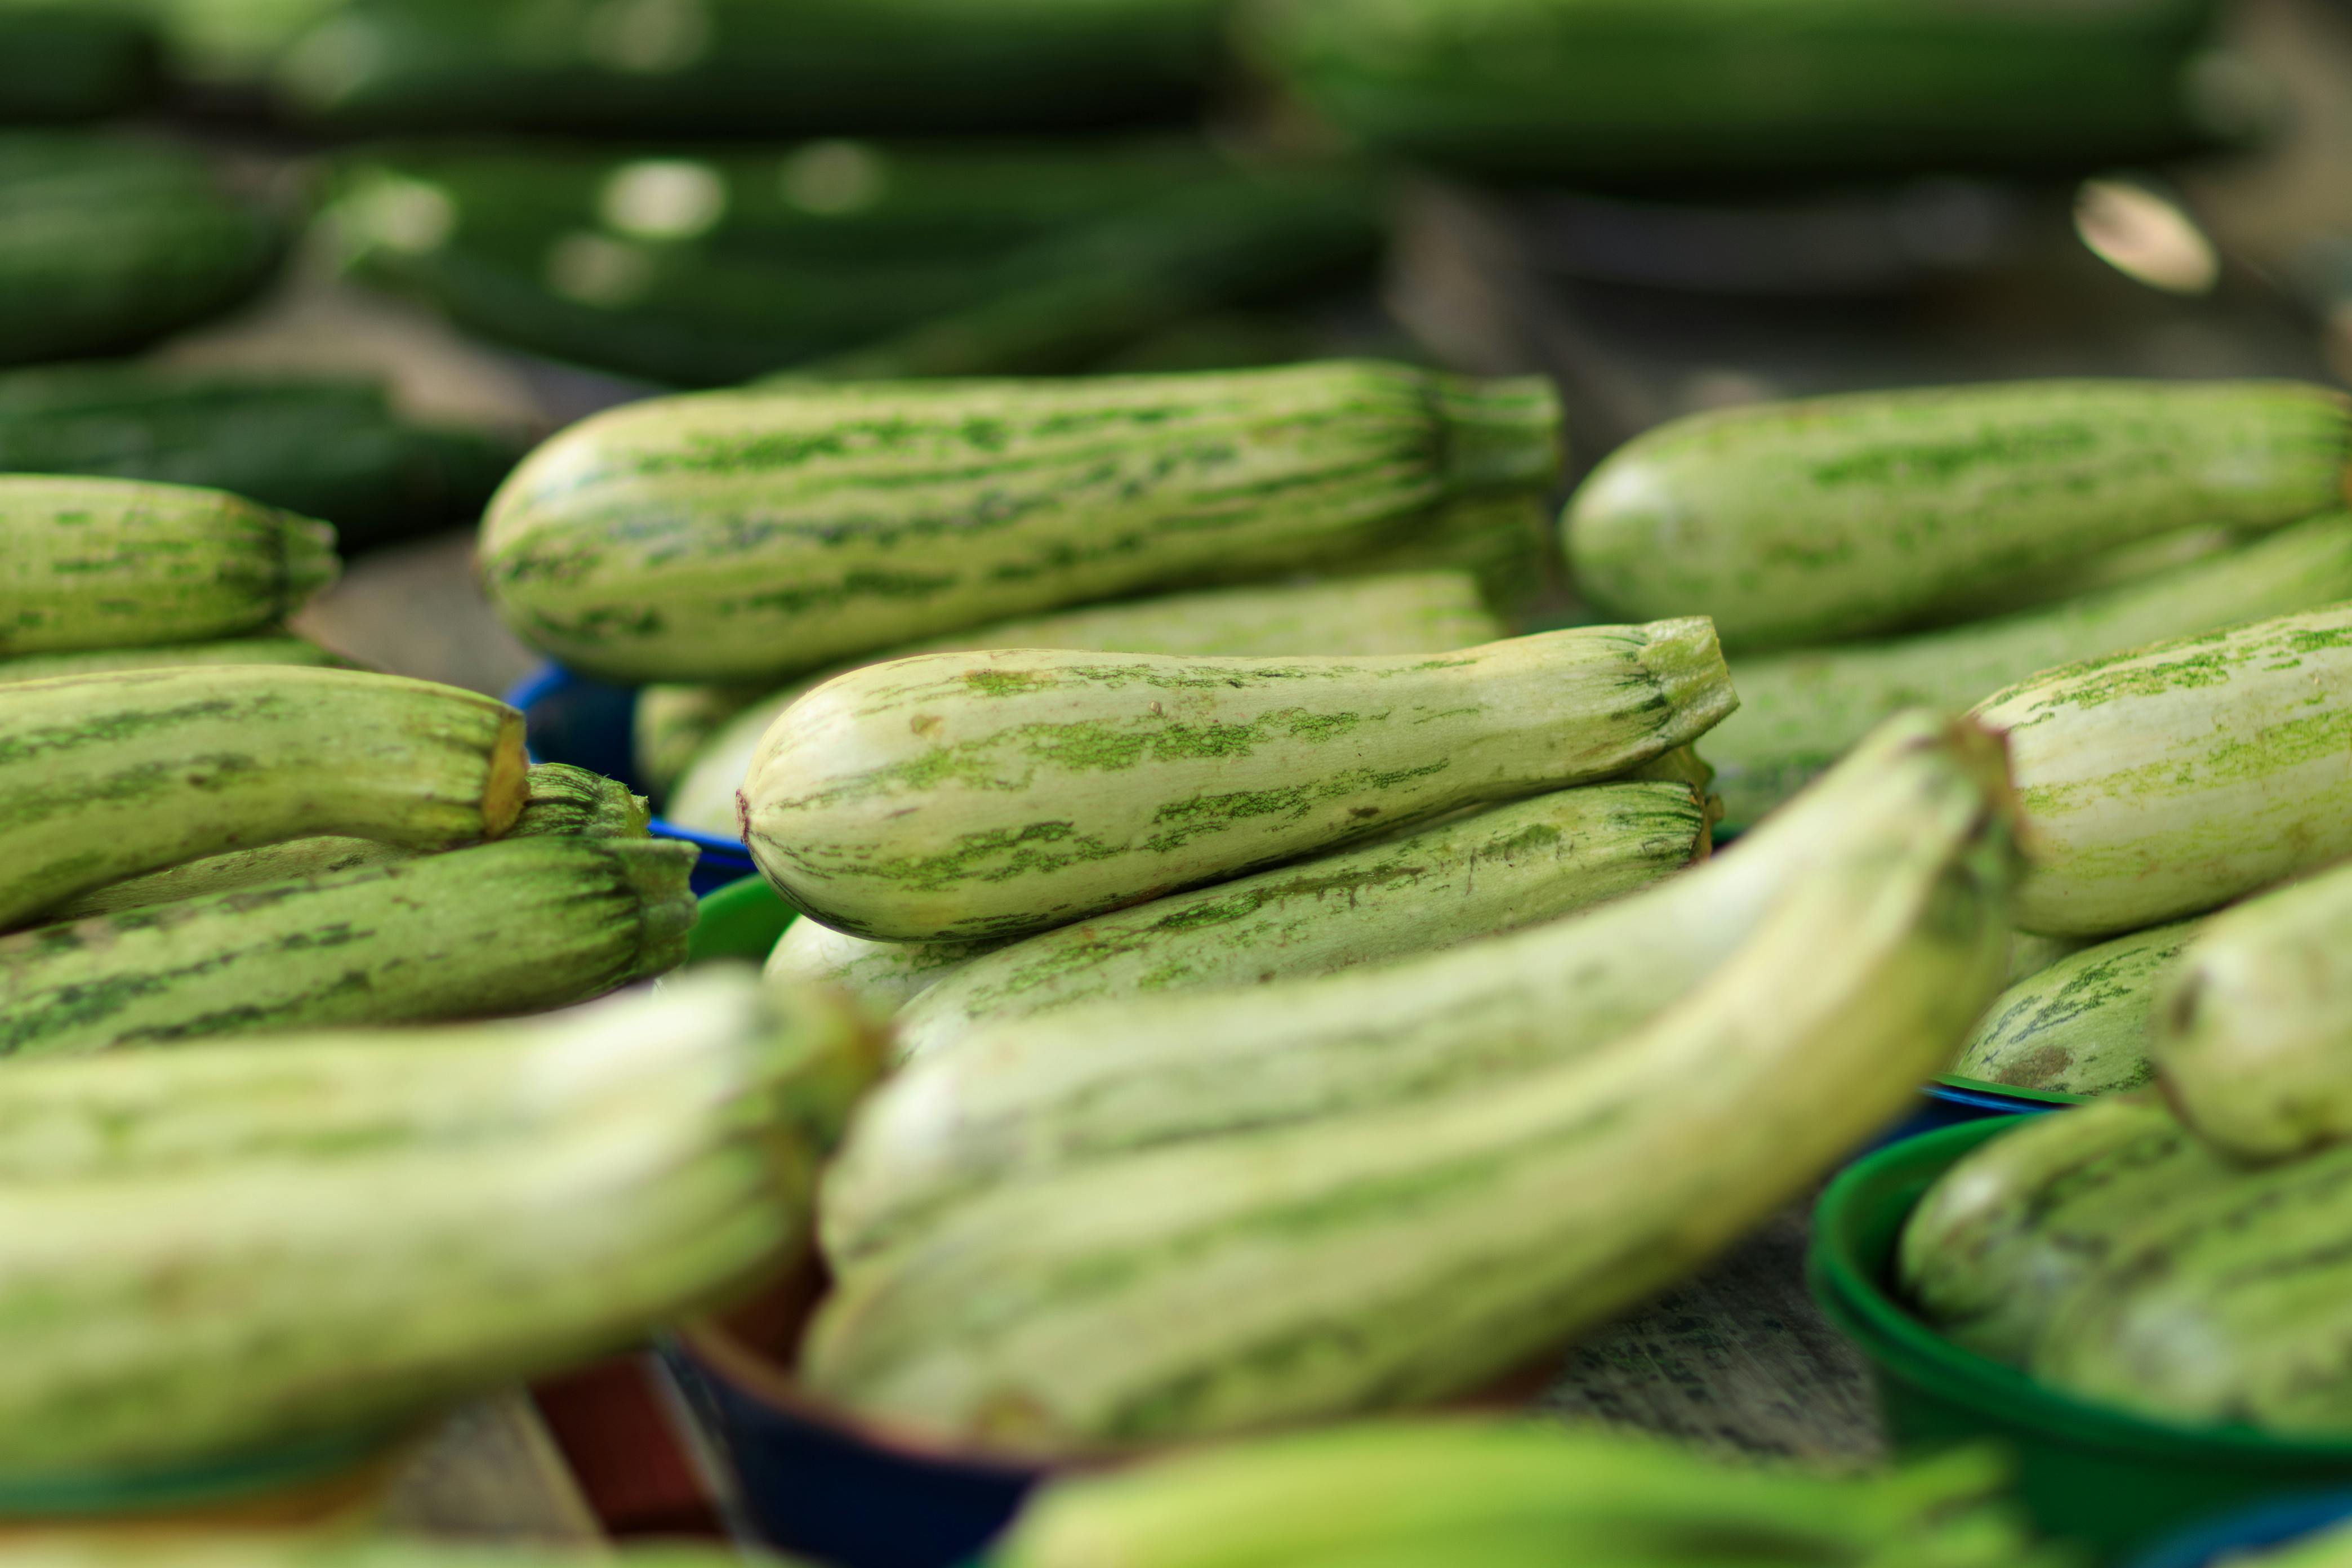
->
xmin=1976 ymin=602 xmax=2352 ymax=938
xmin=0 ymin=635 xmax=345 ymax=686
xmin=0 ymin=837 xmax=697 ymax=1058
xmin=479 ymin=362 xmax=1561 ymax=683
xmin=1948 ymin=920 xmax=2200 ymax=1099
xmin=0 ymin=132 xmax=284 ymax=366
xmin=741 ymin=621 xmax=1733 ymax=942
xmin=1565 ymin=380 xmax=2351 ymax=651
xmin=0 ymin=665 xmax=528 ymax=932
xmin=891 ymin=781 xmax=1707 ymax=1061
xmin=1 ymin=475 xmax=340 ymax=656
xmin=1707 ymin=511 xmax=2352 ymax=830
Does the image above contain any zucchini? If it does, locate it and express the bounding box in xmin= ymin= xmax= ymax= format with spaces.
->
xmin=1948 ymin=921 xmax=2200 ymax=1098
xmin=51 ymin=761 xmax=647 ymax=920
xmin=0 ymin=1546 xmax=761 ymax=1568
xmin=658 ymin=571 xmax=1507 ymax=832
xmin=1707 ymin=511 xmax=2352 ymax=829
xmin=818 ymin=714 xmax=1994 ymax=1260
xmin=1244 ymin=0 xmax=2230 ymax=182
xmin=1899 ymin=1093 xmax=2228 ymax=1365
xmin=2 ymin=475 xmax=338 ymax=656
xmin=765 ymin=924 xmax=1002 ymax=1021
xmin=278 ymin=0 xmax=1224 ymax=133
xmin=0 ymin=634 xmax=345 ymax=685
xmin=0 ymin=966 xmax=879 ymax=1475
xmin=1564 ymin=380 xmax=2350 ymax=651
xmin=478 ymin=362 xmax=1562 ymax=684
xmin=0 ymin=131 xmax=284 ymax=366
xmin=0 ymin=837 xmax=696 ymax=1058
xmin=0 ymin=364 xmax=527 ymax=555
xmin=0 ymin=6 xmax=157 ymax=121
xmin=741 ymin=620 xmax=1734 ymax=943
xmin=2154 ymin=858 xmax=2352 ymax=1161
xmin=802 ymin=710 xmax=2015 ymax=1450
xmin=892 ymin=781 xmax=1707 ymax=1061
xmin=0 ymin=665 xmax=528 ymax=931
xmin=1975 ymin=603 xmax=2352 ymax=938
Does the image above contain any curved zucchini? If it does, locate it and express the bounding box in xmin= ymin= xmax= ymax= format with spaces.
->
xmin=892 ymin=781 xmax=1707 ymax=1060
xmin=1 ymin=475 xmax=338 ymax=656
xmin=819 ymin=711 xmax=2004 ymax=1263
xmin=2154 ymin=859 xmax=2352 ymax=1161
xmin=1950 ymin=921 xmax=2198 ymax=1098
xmin=0 ymin=666 xmax=528 ymax=932
xmin=1707 ymin=511 xmax=2352 ymax=828
xmin=1565 ymin=380 xmax=2350 ymax=651
xmin=0 ymin=838 xmax=697 ymax=1058
xmin=741 ymin=620 xmax=1734 ymax=942
xmin=764 ymin=923 xmax=1003 ymax=1020
xmin=659 ymin=571 xmax=1506 ymax=833
xmin=0 ymin=635 xmax=345 ymax=685
xmin=479 ymin=362 xmax=1561 ymax=683
xmin=52 ymin=762 xmax=647 ymax=920
xmin=802 ymin=711 xmax=2015 ymax=1450
xmin=1975 ymin=602 xmax=2352 ymax=938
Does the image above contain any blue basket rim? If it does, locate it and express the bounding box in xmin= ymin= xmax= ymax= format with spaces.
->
xmin=507 ymin=662 xmax=755 ymax=865
xmin=2131 ymin=1491 xmax=2352 ymax=1568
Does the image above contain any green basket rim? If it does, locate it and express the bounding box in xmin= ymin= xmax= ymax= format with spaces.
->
xmin=0 ymin=1424 xmax=400 ymax=1517
xmin=687 ymin=874 xmax=795 ymax=966
xmin=1810 ymin=1119 xmax=2352 ymax=1464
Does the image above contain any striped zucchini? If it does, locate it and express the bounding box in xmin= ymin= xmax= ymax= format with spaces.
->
xmin=2154 ymin=858 xmax=2352 ymax=1160
xmin=0 ymin=666 xmax=528 ymax=932
xmin=892 ymin=781 xmax=1707 ymax=1061
xmin=0 ymin=967 xmax=879 ymax=1475
xmin=479 ymin=362 xmax=1562 ymax=684
xmin=765 ymin=923 xmax=1004 ymax=1020
xmin=1564 ymin=380 xmax=2351 ymax=651
xmin=2033 ymin=1136 xmax=2352 ymax=1432
xmin=0 ymin=131 xmax=284 ymax=366
xmin=1707 ymin=511 xmax=2352 ymax=828
xmin=802 ymin=711 xmax=2015 ymax=1449
xmin=658 ymin=571 xmax=1506 ymax=832
xmin=1899 ymin=1094 xmax=2228 ymax=1366
xmin=1975 ymin=603 xmax=2352 ymax=938
xmin=741 ymin=620 xmax=1734 ymax=943
xmin=0 ymin=837 xmax=696 ymax=1058
xmin=52 ymin=762 xmax=647 ymax=920
xmin=819 ymin=713 xmax=1996 ymax=1259
xmin=2008 ymin=932 xmax=2087 ymax=984
xmin=1949 ymin=920 xmax=2199 ymax=1098
xmin=0 ymin=634 xmax=345 ymax=685
xmin=2 ymin=475 xmax=339 ymax=655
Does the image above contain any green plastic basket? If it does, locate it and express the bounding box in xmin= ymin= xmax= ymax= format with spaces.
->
xmin=688 ymin=875 xmax=796 ymax=966
xmin=1809 ymin=1120 xmax=2352 ymax=1565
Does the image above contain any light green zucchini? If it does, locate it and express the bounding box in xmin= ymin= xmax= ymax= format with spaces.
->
xmin=2007 ymin=932 xmax=2087 ymax=985
xmin=1 ymin=474 xmax=338 ymax=656
xmin=659 ymin=570 xmax=1506 ymax=831
xmin=0 ymin=967 xmax=879 ymax=1476
xmin=0 ymin=633 xmax=345 ymax=685
xmin=2032 ymin=1137 xmax=2352 ymax=1433
xmin=0 ymin=665 xmax=529 ymax=932
xmin=1707 ymin=510 xmax=2352 ymax=828
xmin=818 ymin=711 xmax=2004 ymax=1262
xmin=1899 ymin=1093 xmax=2230 ymax=1366
xmin=1564 ymin=380 xmax=2351 ymax=651
xmin=1974 ymin=602 xmax=2352 ymax=938
xmin=801 ymin=709 xmax=2015 ymax=1451
xmin=50 ymin=761 xmax=647 ymax=920
xmin=479 ymin=362 xmax=1561 ymax=684
xmin=763 ymin=922 xmax=1000 ymax=1021
xmin=892 ymin=781 xmax=1707 ymax=1061
xmin=741 ymin=620 xmax=1735 ymax=943
xmin=2154 ymin=858 xmax=2352 ymax=1161
xmin=1949 ymin=921 xmax=2198 ymax=1098
xmin=0 ymin=838 xmax=696 ymax=1058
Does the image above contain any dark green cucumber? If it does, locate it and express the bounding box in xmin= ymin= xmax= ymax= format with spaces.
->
xmin=0 ymin=6 xmax=158 ymax=122
xmin=278 ymin=0 xmax=1225 ymax=133
xmin=1566 ymin=380 xmax=2351 ymax=651
xmin=481 ymin=360 xmax=1561 ymax=683
xmin=0 ymin=837 xmax=696 ymax=1058
xmin=0 ymin=132 xmax=284 ymax=366
xmin=0 ymin=364 xmax=526 ymax=554
xmin=1245 ymin=0 xmax=2233 ymax=182
xmin=1948 ymin=921 xmax=2199 ymax=1099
